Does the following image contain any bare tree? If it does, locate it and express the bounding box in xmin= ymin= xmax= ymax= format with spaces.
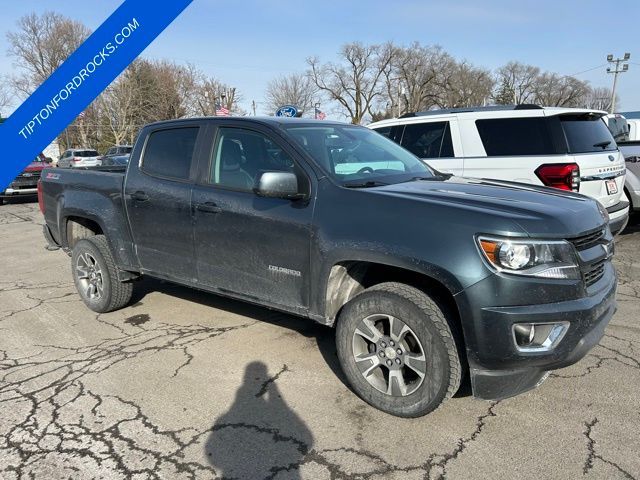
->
xmin=493 ymin=61 xmax=540 ymax=105
xmin=307 ymin=42 xmax=394 ymax=124
xmin=264 ymin=73 xmax=317 ymax=115
xmin=436 ymin=61 xmax=494 ymax=108
xmin=583 ymin=86 xmax=617 ymax=111
xmin=533 ymin=73 xmax=590 ymax=107
xmin=0 ymin=78 xmax=13 ymax=116
xmin=7 ymin=11 xmax=91 ymax=95
xmin=385 ymin=43 xmax=455 ymax=116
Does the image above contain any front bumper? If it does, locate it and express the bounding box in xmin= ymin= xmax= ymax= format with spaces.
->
xmin=458 ymin=264 xmax=617 ymax=400
xmin=2 ymin=186 xmax=38 ymax=196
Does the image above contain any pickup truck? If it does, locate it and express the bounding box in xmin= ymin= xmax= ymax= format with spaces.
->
xmin=2 ymin=154 xmax=49 ymax=204
xmin=40 ymin=117 xmax=617 ymax=417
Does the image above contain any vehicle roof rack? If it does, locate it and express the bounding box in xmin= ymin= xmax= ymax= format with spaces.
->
xmin=400 ymin=104 xmax=543 ymax=118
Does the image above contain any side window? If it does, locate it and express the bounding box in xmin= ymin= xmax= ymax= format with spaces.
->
xmin=142 ymin=127 xmax=199 ymax=180
xmin=400 ymin=122 xmax=453 ymax=159
xmin=475 ymin=118 xmax=558 ymax=156
xmin=372 ymin=125 xmax=402 ymax=143
xmin=211 ymin=128 xmax=296 ymax=191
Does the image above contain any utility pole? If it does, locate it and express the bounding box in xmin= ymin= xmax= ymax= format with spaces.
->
xmin=606 ymin=53 xmax=630 ymax=113
xmin=251 ymin=100 xmax=256 ymax=116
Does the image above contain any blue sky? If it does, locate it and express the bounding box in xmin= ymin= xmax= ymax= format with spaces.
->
xmin=1 ymin=0 xmax=639 ymax=116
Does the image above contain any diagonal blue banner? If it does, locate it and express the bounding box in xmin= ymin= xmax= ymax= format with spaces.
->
xmin=0 ymin=0 xmax=193 ymax=190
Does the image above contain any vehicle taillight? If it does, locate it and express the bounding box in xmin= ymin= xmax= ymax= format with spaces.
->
xmin=37 ymin=179 xmax=45 ymax=214
xmin=534 ymin=163 xmax=580 ymax=192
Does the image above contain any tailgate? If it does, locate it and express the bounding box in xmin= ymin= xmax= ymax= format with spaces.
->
xmin=575 ymin=151 xmax=625 ymax=208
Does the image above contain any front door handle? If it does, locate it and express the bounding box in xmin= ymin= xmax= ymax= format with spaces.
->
xmin=131 ymin=191 xmax=149 ymax=202
xmin=195 ymin=202 xmax=222 ymax=214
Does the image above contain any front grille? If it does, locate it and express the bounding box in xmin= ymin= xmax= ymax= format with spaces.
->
xmin=584 ymin=260 xmax=606 ymax=287
xmin=569 ymin=228 xmax=605 ymax=251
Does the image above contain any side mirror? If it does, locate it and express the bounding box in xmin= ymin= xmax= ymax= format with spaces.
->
xmin=254 ymin=171 xmax=305 ymax=200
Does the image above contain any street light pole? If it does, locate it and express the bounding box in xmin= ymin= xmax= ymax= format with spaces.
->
xmin=606 ymin=53 xmax=630 ymax=113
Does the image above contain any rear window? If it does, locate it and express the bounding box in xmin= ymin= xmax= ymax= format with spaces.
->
xmin=142 ymin=127 xmax=199 ymax=180
xmin=400 ymin=121 xmax=454 ymax=158
xmin=561 ymin=115 xmax=617 ymax=153
xmin=475 ymin=118 xmax=559 ymax=156
xmin=76 ymin=150 xmax=99 ymax=157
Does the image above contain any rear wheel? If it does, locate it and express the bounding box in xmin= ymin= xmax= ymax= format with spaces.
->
xmin=71 ymin=235 xmax=133 ymax=313
xmin=336 ymin=282 xmax=461 ymax=417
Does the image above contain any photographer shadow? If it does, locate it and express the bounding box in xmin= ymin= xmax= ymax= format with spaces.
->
xmin=205 ymin=361 xmax=314 ymax=479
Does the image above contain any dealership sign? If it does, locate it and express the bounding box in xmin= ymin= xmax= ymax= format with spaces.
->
xmin=0 ymin=0 xmax=193 ymax=190
xmin=275 ymin=105 xmax=299 ymax=117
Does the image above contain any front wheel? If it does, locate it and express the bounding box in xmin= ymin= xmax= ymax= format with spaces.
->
xmin=336 ymin=282 xmax=462 ymax=417
xmin=71 ymin=235 xmax=133 ymax=313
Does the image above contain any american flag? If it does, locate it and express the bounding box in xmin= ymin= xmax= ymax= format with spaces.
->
xmin=215 ymin=103 xmax=230 ymax=116
xmin=314 ymin=107 xmax=326 ymax=120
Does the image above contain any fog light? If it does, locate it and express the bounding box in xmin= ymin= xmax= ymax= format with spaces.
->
xmin=512 ymin=322 xmax=569 ymax=352
xmin=513 ymin=324 xmax=535 ymax=346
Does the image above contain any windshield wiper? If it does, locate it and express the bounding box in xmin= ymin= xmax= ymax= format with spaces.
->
xmin=343 ymin=180 xmax=388 ymax=188
xmin=593 ymin=140 xmax=612 ymax=149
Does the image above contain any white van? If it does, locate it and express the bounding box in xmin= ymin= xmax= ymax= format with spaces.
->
xmin=368 ymin=105 xmax=629 ymax=234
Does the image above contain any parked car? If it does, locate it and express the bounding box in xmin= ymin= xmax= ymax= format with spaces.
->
xmin=626 ymin=119 xmax=640 ymax=141
xmin=368 ymin=105 xmax=629 ymax=234
xmin=40 ymin=117 xmax=616 ymax=417
xmin=601 ymin=113 xmax=629 ymax=143
xmin=1 ymin=154 xmax=49 ymax=204
xmin=100 ymin=145 xmax=132 ymax=166
xmin=57 ymin=148 xmax=101 ymax=168
xmin=618 ymin=141 xmax=640 ymax=211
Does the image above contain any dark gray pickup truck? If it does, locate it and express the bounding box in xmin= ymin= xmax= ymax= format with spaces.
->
xmin=40 ymin=117 xmax=617 ymax=417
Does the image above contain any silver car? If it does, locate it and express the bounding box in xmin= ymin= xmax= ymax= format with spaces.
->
xmin=619 ymin=142 xmax=640 ymax=211
xmin=57 ymin=149 xmax=101 ymax=168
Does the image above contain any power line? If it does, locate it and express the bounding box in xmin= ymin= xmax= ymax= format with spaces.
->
xmin=565 ymin=64 xmax=608 ymax=77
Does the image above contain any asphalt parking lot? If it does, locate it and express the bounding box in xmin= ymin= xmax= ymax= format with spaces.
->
xmin=0 ymin=200 xmax=639 ymax=480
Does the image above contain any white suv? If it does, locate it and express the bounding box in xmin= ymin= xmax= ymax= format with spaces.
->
xmin=368 ymin=105 xmax=629 ymax=234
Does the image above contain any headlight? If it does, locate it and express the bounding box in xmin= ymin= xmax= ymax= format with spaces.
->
xmin=478 ymin=236 xmax=580 ymax=280
xmin=596 ymin=202 xmax=610 ymax=223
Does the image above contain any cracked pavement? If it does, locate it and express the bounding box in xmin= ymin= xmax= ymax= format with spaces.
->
xmin=1 ymin=201 xmax=639 ymax=479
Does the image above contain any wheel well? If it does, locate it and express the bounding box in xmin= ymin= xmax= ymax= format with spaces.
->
xmin=66 ymin=216 xmax=103 ymax=249
xmin=325 ymin=262 xmax=464 ymax=348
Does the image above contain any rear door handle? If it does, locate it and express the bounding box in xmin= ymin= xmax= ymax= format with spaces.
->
xmin=195 ymin=202 xmax=222 ymax=214
xmin=131 ymin=191 xmax=149 ymax=202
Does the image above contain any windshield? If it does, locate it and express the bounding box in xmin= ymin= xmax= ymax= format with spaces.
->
xmin=560 ymin=114 xmax=617 ymax=153
xmin=285 ymin=124 xmax=433 ymax=185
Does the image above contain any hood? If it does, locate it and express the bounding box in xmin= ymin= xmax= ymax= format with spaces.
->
xmin=24 ymin=161 xmax=47 ymax=173
xmin=370 ymin=176 xmax=607 ymax=238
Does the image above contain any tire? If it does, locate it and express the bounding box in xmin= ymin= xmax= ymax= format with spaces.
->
xmin=71 ymin=234 xmax=133 ymax=313
xmin=336 ymin=282 xmax=461 ymax=417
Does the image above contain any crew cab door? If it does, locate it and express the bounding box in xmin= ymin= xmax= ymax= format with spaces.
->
xmin=191 ymin=124 xmax=313 ymax=310
xmin=124 ymin=124 xmax=205 ymax=282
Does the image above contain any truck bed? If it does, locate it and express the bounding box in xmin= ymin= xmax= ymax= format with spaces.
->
xmin=40 ymin=166 xmax=138 ymax=269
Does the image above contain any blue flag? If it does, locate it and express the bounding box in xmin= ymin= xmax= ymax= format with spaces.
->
xmin=0 ymin=0 xmax=193 ymax=189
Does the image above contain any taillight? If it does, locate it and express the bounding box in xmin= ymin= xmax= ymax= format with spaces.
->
xmin=37 ymin=179 xmax=45 ymax=214
xmin=535 ymin=163 xmax=580 ymax=192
